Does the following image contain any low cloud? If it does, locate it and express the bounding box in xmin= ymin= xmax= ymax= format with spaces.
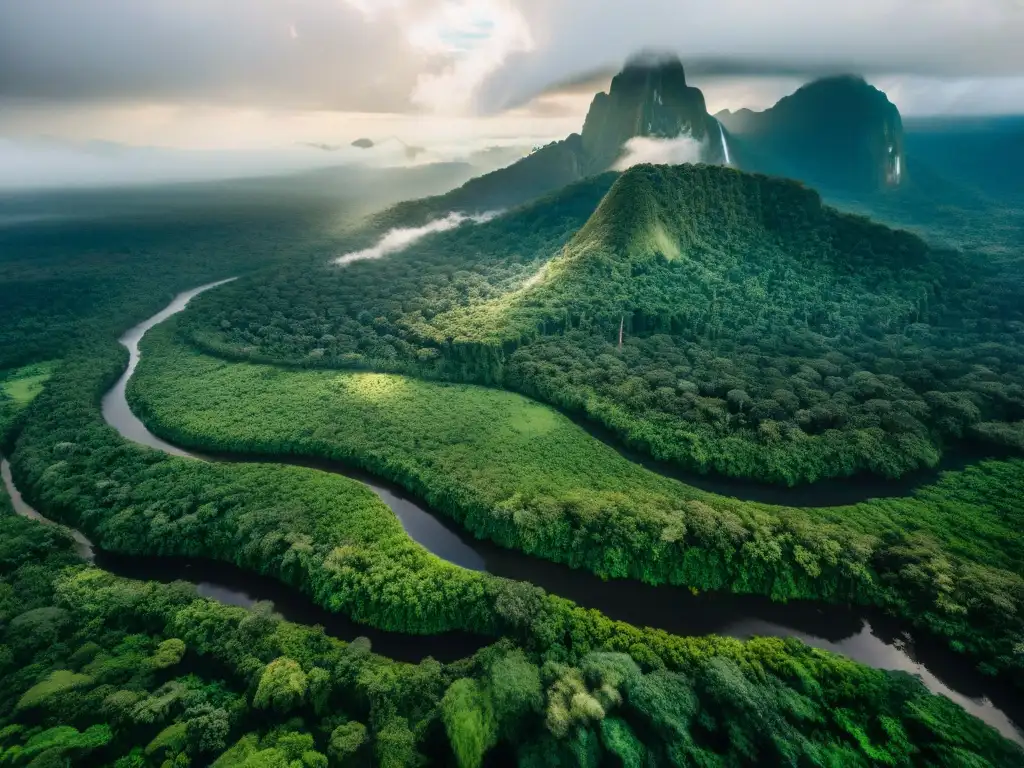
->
xmin=334 ymin=211 xmax=502 ymax=266
xmin=612 ymin=135 xmax=706 ymax=171
xmin=0 ymin=137 xmax=430 ymax=191
xmin=0 ymin=132 xmax=538 ymax=191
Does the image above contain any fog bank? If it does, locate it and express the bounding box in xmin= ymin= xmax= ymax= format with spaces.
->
xmin=0 ymin=137 xmax=536 ymax=192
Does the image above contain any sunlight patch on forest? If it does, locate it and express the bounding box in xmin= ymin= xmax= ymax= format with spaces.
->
xmin=521 ymin=261 xmax=550 ymax=290
xmin=507 ymin=403 xmax=559 ymax=437
xmin=649 ymin=222 xmax=681 ymax=261
xmin=332 ymin=372 xmax=416 ymax=405
xmin=1 ymin=361 xmax=56 ymax=405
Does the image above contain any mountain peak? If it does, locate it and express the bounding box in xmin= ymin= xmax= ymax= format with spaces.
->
xmin=580 ymin=54 xmax=716 ymax=172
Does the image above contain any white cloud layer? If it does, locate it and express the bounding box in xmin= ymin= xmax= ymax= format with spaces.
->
xmin=0 ymin=138 xmax=368 ymax=190
xmin=1 ymin=0 xmax=1023 ymax=135
xmin=410 ymin=1 xmax=534 ymax=113
xmin=473 ymin=0 xmax=1024 ymax=114
xmin=334 ymin=211 xmax=501 ymax=266
xmin=0 ymin=134 xmax=531 ymax=191
xmin=871 ymin=74 xmax=1024 ymax=117
xmin=612 ymin=135 xmax=706 ymax=171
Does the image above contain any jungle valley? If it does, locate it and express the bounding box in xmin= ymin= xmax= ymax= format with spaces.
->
xmin=2 ymin=52 xmax=1024 ymax=768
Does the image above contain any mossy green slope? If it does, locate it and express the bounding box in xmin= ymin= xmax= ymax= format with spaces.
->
xmin=423 ymin=163 xmax=939 ymax=345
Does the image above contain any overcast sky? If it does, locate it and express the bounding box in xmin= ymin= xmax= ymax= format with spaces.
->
xmin=2 ymin=0 xmax=1023 ymax=154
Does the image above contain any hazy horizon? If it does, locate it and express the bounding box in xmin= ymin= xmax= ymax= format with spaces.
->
xmin=2 ymin=0 xmax=1022 ymax=189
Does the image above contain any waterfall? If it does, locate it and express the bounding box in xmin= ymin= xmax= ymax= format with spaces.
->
xmin=887 ymin=144 xmax=903 ymax=185
xmin=718 ymin=120 xmax=732 ymax=166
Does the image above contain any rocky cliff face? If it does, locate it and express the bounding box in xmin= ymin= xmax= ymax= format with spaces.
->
xmin=580 ymin=55 xmax=720 ymax=172
xmin=718 ymin=76 xmax=905 ymax=191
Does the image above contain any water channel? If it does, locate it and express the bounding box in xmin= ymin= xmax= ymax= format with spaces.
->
xmin=4 ymin=279 xmax=1021 ymax=744
xmin=572 ymin=412 xmax=1003 ymax=509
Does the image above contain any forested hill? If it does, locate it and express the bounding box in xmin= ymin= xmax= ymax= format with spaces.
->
xmin=183 ymin=170 xmax=620 ymax=353
xmin=184 ymin=163 xmax=1024 ymax=485
xmin=368 ymin=135 xmax=591 ymax=230
xmin=421 ymin=163 xmax=941 ymax=344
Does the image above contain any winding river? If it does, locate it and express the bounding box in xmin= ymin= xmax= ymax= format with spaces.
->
xmin=572 ymin=414 xmax=1002 ymax=508
xmin=5 ymin=279 xmax=1022 ymax=744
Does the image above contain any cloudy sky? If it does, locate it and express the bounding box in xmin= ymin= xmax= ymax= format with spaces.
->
xmin=1 ymin=0 xmax=1022 ymax=163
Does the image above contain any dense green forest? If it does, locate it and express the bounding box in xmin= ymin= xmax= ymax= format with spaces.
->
xmin=0 ymin=159 xmax=488 ymax=372
xmin=0 ymin=201 xmax=336 ymax=371
xmin=2 ymin=163 xmax=1023 ymax=764
xmin=0 ymin=365 xmax=49 ymax=447
xmin=127 ymin=321 xmax=1024 ymax=686
xmin=4 ymin=336 xmax=1023 ymax=765
xmin=4 ymin=507 xmax=1020 ymax=767
xmin=181 ymin=165 xmax=1024 ymax=484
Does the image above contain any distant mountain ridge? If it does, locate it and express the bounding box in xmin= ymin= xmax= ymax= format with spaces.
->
xmin=902 ymin=115 xmax=1024 ymax=203
xmin=371 ymin=61 xmax=912 ymax=227
xmin=717 ymin=76 xmax=904 ymax=193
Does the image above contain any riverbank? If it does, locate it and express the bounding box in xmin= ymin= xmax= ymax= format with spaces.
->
xmin=130 ymin=312 xmax=1024 ymax=684
xmin=3 ymin=458 xmax=487 ymax=664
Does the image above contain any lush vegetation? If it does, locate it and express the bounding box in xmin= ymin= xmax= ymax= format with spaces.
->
xmin=2 ymin=152 xmax=1023 ymax=764
xmin=4 ymin=511 xmax=1021 ymax=767
xmin=181 ymin=165 xmax=1024 ymax=485
xmin=1 ymin=363 xmax=56 ymax=407
xmin=0 ymin=198 xmax=345 ymax=371
xmin=125 ymin=321 xmax=1024 ymax=687
xmin=0 ymin=159 xmax=482 ymax=374
xmin=4 ymin=340 xmax=1023 ymax=765
xmin=0 ymin=364 xmax=55 ymax=448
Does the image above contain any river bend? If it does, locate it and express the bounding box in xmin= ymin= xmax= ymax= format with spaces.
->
xmin=4 ymin=280 xmax=1020 ymax=743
